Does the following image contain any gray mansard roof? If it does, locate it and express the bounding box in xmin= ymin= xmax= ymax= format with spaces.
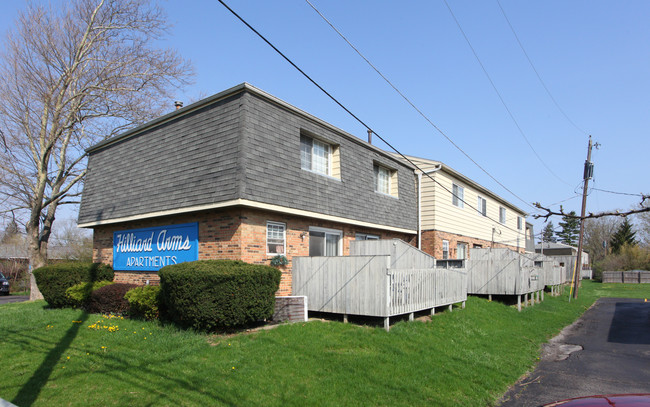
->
xmin=78 ymin=83 xmax=417 ymax=233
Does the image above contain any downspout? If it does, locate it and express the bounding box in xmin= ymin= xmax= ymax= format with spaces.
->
xmin=418 ymin=164 xmax=443 ymax=250
xmin=417 ymin=172 xmax=422 ymax=249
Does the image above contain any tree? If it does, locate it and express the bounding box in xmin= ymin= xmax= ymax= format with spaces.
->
xmin=0 ymin=0 xmax=193 ymax=299
xmin=1 ymin=217 xmax=20 ymax=244
xmin=540 ymin=222 xmax=557 ymax=244
xmin=610 ymin=217 xmax=637 ymax=254
xmin=557 ymin=211 xmax=580 ymax=246
xmin=583 ymin=216 xmax=621 ymax=262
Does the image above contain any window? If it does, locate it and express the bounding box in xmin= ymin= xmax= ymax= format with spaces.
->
xmin=517 ymin=216 xmax=523 ymax=230
xmin=499 ymin=207 xmax=506 ymax=224
xmin=442 ymin=240 xmax=449 ymax=259
xmin=477 ymin=196 xmax=487 ymax=216
xmin=373 ymin=163 xmax=398 ymax=197
xmin=473 ymin=244 xmax=482 ymax=249
xmin=457 ymin=242 xmax=467 ymax=260
xmin=301 ymin=135 xmax=331 ymax=176
xmin=374 ymin=165 xmax=390 ymax=195
xmin=452 ymin=184 xmax=464 ymax=208
xmin=356 ymin=233 xmax=379 ymax=240
xmin=534 ymin=261 xmax=543 ymax=267
xmin=309 ymin=227 xmax=342 ymax=256
xmin=266 ymin=222 xmax=286 ymax=255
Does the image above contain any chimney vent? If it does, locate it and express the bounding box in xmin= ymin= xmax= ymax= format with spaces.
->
xmin=174 ymin=101 xmax=183 ymax=110
xmin=367 ymin=129 xmax=373 ymax=144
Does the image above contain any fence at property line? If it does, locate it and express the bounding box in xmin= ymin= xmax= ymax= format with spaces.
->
xmin=602 ymin=270 xmax=650 ymax=284
xmin=293 ymin=239 xmax=467 ymax=331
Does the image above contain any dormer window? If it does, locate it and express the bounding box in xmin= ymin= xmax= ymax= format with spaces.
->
xmin=374 ymin=163 xmax=398 ymax=197
xmin=301 ymin=135 xmax=329 ymax=175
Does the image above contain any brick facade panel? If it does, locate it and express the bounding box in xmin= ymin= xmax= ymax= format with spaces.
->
xmin=93 ymin=207 xmax=415 ymax=296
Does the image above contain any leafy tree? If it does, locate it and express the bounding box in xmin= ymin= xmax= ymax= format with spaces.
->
xmin=540 ymin=222 xmax=557 ymax=243
xmin=610 ymin=217 xmax=637 ymax=254
xmin=0 ymin=0 xmax=193 ymax=299
xmin=557 ymin=211 xmax=580 ymax=246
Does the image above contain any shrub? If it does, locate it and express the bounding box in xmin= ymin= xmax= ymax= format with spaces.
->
xmin=125 ymin=285 xmax=161 ymax=320
xmin=86 ymin=283 xmax=137 ymax=315
xmin=33 ymin=262 xmax=114 ymax=308
xmin=66 ymin=280 xmax=114 ymax=308
xmin=159 ymin=260 xmax=281 ymax=331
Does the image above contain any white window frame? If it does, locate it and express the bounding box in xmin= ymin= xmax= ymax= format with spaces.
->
xmin=477 ymin=196 xmax=487 ymax=217
xmin=374 ymin=164 xmax=391 ymax=195
xmin=499 ymin=207 xmax=507 ymax=224
xmin=457 ymin=242 xmax=467 ymax=260
xmin=452 ymin=184 xmax=464 ymax=208
xmin=517 ymin=216 xmax=523 ymax=230
xmin=442 ymin=240 xmax=449 ymax=260
xmin=301 ymin=135 xmax=331 ymax=176
xmin=266 ymin=221 xmax=286 ymax=255
xmin=309 ymin=226 xmax=342 ymax=256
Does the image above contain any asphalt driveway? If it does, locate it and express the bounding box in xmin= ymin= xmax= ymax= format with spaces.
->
xmin=498 ymin=297 xmax=650 ymax=406
xmin=0 ymin=295 xmax=29 ymax=305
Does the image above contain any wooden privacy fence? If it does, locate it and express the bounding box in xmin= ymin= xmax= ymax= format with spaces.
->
xmin=293 ymin=239 xmax=467 ymax=331
xmin=602 ymin=270 xmax=650 ymax=284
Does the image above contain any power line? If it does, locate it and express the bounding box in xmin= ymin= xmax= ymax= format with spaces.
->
xmin=442 ymin=0 xmax=571 ymax=187
xmin=591 ymin=188 xmax=647 ymax=198
xmin=495 ymin=0 xmax=588 ymax=136
xmin=303 ymin=0 xmax=535 ymax=211
xmin=217 ymin=0 xmax=531 ymax=238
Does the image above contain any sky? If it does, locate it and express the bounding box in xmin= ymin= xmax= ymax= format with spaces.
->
xmin=0 ymin=0 xmax=648 ymax=238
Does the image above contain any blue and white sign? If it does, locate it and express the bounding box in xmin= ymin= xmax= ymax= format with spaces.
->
xmin=113 ymin=223 xmax=199 ymax=271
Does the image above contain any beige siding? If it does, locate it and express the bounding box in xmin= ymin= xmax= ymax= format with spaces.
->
xmin=412 ymin=156 xmax=526 ymax=250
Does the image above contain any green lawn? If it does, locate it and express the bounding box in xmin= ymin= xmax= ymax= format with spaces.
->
xmin=1 ymin=281 xmax=648 ymax=407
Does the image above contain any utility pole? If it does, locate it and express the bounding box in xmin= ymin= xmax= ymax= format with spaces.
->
xmin=571 ymin=136 xmax=594 ymax=300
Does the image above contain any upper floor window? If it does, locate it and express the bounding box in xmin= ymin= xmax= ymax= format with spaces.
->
xmin=499 ymin=207 xmax=507 ymax=224
xmin=517 ymin=216 xmax=523 ymax=230
xmin=477 ymin=196 xmax=487 ymax=216
xmin=301 ymin=135 xmax=331 ymax=176
xmin=373 ymin=162 xmax=398 ymax=197
xmin=452 ymin=184 xmax=464 ymax=208
xmin=374 ymin=164 xmax=390 ymax=194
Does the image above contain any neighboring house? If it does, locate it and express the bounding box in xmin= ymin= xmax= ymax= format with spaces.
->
xmin=535 ymin=242 xmax=590 ymax=281
xmin=404 ymin=156 xmax=528 ymax=260
xmin=78 ymin=83 xmax=418 ymax=295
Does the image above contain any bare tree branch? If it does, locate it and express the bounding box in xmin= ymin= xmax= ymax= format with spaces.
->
xmin=533 ymin=194 xmax=650 ymax=221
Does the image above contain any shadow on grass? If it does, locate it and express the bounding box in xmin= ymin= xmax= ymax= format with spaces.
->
xmin=12 ymin=309 xmax=90 ymax=407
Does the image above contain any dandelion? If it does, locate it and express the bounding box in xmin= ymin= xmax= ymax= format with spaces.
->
xmin=66 ymin=356 xmax=70 ymax=360
xmin=232 ymin=367 xmax=235 ymax=370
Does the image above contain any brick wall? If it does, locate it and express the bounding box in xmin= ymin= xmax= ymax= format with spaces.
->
xmin=420 ymin=229 xmax=523 ymax=260
xmin=92 ymin=206 xmax=415 ymax=296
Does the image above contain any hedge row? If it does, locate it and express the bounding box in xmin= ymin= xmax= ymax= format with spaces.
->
xmin=159 ymin=260 xmax=281 ymax=331
xmin=33 ymin=262 xmax=114 ymax=308
xmin=33 ymin=259 xmax=281 ymax=331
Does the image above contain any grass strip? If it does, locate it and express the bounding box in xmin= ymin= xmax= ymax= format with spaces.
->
xmin=0 ymin=281 xmax=648 ymax=406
